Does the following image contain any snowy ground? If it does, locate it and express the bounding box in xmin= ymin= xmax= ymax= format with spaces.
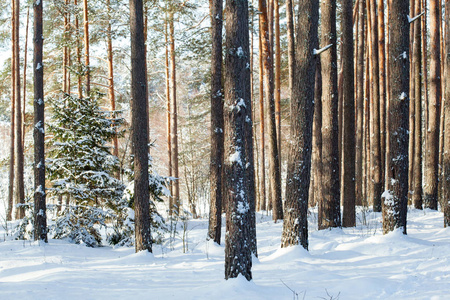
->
xmin=0 ymin=208 xmax=449 ymax=299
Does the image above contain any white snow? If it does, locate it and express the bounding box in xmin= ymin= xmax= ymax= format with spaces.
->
xmin=0 ymin=208 xmax=449 ymax=299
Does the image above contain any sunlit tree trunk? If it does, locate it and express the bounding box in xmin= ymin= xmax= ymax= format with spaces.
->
xmin=83 ymin=0 xmax=90 ymax=94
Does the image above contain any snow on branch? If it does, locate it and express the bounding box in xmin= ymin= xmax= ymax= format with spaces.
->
xmin=407 ymin=12 xmax=425 ymax=24
xmin=313 ymin=44 xmax=333 ymax=56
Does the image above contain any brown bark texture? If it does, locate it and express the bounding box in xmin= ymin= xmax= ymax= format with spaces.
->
xmin=443 ymin=0 xmax=450 ymax=227
xmin=281 ymin=0 xmax=319 ymax=249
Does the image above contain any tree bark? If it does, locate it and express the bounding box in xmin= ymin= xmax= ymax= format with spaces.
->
xmin=169 ymin=11 xmax=180 ymax=216
xmin=319 ymin=0 xmax=340 ymax=229
xmin=33 ymin=0 xmax=47 ymax=242
xmin=312 ymin=59 xmax=322 ymax=209
xmin=341 ymin=0 xmax=355 ymax=227
xmin=378 ymin=0 xmax=386 ymax=189
xmin=383 ymin=0 xmax=409 ymax=235
xmin=223 ymin=0 xmax=256 ymax=280
xmin=22 ymin=8 xmax=29 ymax=150
xmin=258 ymin=23 xmax=266 ymax=211
xmin=443 ymin=0 xmax=450 ymax=227
xmin=14 ymin=0 xmax=24 ymax=220
xmin=83 ymin=0 xmax=90 ymax=95
xmin=130 ymin=0 xmax=151 ymax=252
xmin=208 ymin=0 xmax=224 ymax=244
xmin=355 ymin=0 xmax=365 ymax=207
xmin=281 ymin=0 xmax=319 ymax=249
xmin=164 ymin=15 xmax=173 ymax=212
xmin=75 ymin=0 xmax=82 ymax=98
xmin=424 ymin=0 xmax=441 ymax=210
xmin=274 ymin=0 xmax=281 ymax=170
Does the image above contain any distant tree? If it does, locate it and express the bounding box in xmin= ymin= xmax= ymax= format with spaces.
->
xmin=130 ymin=0 xmax=151 ymax=252
xmin=382 ymin=0 xmax=409 ymax=235
xmin=208 ymin=0 xmax=224 ymax=244
xmin=281 ymin=0 xmax=319 ymax=249
xmin=34 ymin=0 xmax=47 ymax=242
xmin=223 ymin=0 xmax=256 ymax=281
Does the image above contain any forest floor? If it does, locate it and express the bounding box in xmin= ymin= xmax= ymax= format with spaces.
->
xmin=0 ymin=207 xmax=449 ymax=299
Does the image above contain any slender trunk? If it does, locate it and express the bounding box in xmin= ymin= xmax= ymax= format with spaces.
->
xmin=281 ymin=0 xmax=319 ymax=249
xmin=258 ymin=24 xmax=266 ymax=211
xmin=378 ymin=0 xmax=386 ymax=189
xmin=75 ymin=0 xmax=82 ymax=98
xmin=319 ymin=0 xmax=340 ymax=229
xmin=274 ymin=0 xmax=281 ymax=169
xmin=130 ymin=0 xmax=151 ymax=252
xmin=169 ymin=12 xmax=180 ymax=216
xmin=164 ymin=16 xmax=173 ymax=213
xmin=107 ymin=0 xmax=118 ymax=162
xmin=83 ymin=0 xmax=90 ymax=95
xmin=342 ymin=0 xmax=355 ymax=227
xmin=383 ymin=0 xmax=409 ymax=235
xmin=355 ymin=0 xmax=365 ymax=207
xmin=424 ymin=0 xmax=441 ymax=210
xmin=208 ymin=0 xmax=224 ymax=244
xmin=443 ymin=0 xmax=450 ymax=227
xmin=413 ymin=0 xmax=423 ymax=209
xmin=22 ymin=8 xmax=29 ymax=150
xmin=312 ymin=59 xmax=322 ymax=209
xmin=14 ymin=0 xmax=24 ymax=220
xmin=33 ymin=0 xmax=47 ymax=242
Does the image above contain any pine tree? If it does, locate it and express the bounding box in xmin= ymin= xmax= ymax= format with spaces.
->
xmin=47 ymin=93 xmax=125 ymax=246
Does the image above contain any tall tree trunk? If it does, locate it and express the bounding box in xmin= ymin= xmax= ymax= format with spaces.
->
xmin=443 ymin=0 xmax=450 ymax=227
xmin=412 ymin=0 xmax=423 ymax=209
xmin=83 ymin=0 xmax=90 ymax=95
xmin=130 ymin=0 xmax=151 ymax=253
xmin=281 ymin=0 xmax=319 ymax=249
xmin=274 ymin=0 xmax=281 ymax=169
xmin=258 ymin=24 xmax=266 ymax=211
xmin=369 ymin=0 xmax=382 ymax=212
xmin=107 ymin=0 xmax=118 ymax=163
xmin=33 ymin=0 xmax=47 ymax=242
xmin=378 ymin=0 xmax=386 ymax=189
xmin=259 ymin=0 xmax=282 ymax=220
xmin=223 ymin=0 xmax=256 ymax=280
xmin=208 ymin=0 xmax=224 ymax=244
xmin=319 ymin=0 xmax=340 ymax=229
xmin=22 ymin=8 xmax=29 ymax=149
xmin=164 ymin=16 xmax=173 ymax=212
xmin=75 ymin=0 xmax=82 ymax=98
xmin=14 ymin=0 xmax=24 ymax=220
xmin=7 ymin=0 xmax=16 ymax=221
xmin=341 ymin=0 xmax=355 ymax=227
xmin=312 ymin=59 xmax=322 ymax=209
xmin=355 ymin=0 xmax=365 ymax=207
xmin=383 ymin=0 xmax=409 ymax=235
xmin=169 ymin=11 xmax=180 ymax=216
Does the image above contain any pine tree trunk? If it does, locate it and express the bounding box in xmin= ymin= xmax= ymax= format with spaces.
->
xmin=223 ymin=0 xmax=256 ymax=280
xmin=274 ymin=0 xmax=281 ymax=170
xmin=164 ymin=16 xmax=173 ymax=212
xmin=169 ymin=12 xmax=180 ymax=216
xmin=412 ymin=0 xmax=423 ymax=209
xmin=7 ymin=0 xmax=16 ymax=221
xmin=22 ymin=8 xmax=29 ymax=150
xmin=312 ymin=59 xmax=322 ymax=209
xmin=130 ymin=0 xmax=151 ymax=252
xmin=13 ymin=0 xmax=24 ymax=220
xmin=383 ymin=0 xmax=409 ymax=235
xmin=75 ymin=0 xmax=82 ymax=98
xmin=258 ymin=25 xmax=266 ymax=211
xmin=424 ymin=0 xmax=441 ymax=210
xmin=208 ymin=0 xmax=224 ymax=244
xmin=83 ymin=0 xmax=90 ymax=95
xmin=378 ymin=0 xmax=386 ymax=189
xmin=281 ymin=0 xmax=319 ymax=249
xmin=319 ymin=0 xmax=340 ymax=229
xmin=33 ymin=0 xmax=47 ymax=242
xmin=355 ymin=0 xmax=365 ymax=207
xmin=369 ymin=0 xmax=381 ymax=212
xmin=259 ymin=0 xmax=282 ymax=221
xmin=341 ymin=0 xmax=355 ymax=227
xmin=443 ymin=0 xmax=450 ymax=227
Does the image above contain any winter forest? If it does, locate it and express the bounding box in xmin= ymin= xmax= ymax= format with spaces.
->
xmin=1 ymin=0 xmax=450 ymax=298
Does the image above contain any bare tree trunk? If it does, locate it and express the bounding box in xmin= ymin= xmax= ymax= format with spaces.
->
xmin=164 ymin=15 xmax=173 ymax=213
xmin=319 ymin=0 xmax=340 ymax=229
xmin=22 ymin=8 xmax=29 ymax=150
xmin=274 ymin=0 xmax=281 ymax=169
xmin=312 ymin=59 xmax=322 ymax=209
xmin=281 ymin=0 xmax=319 ymax=249
xmin=169 ymin=11 xmax=180 ymax=216
xmin=7 ymin=0 xmax=16 ymax=221
xmin=223 ymin=0 xmax=256 ymax=280
xmin=342 ymin=0 xmax=355 ymax=227
xmin=424 ymin=0 xmax=441 ymax=210
xmin=83 ymin=0 xmax=90 ymax=95
xmin=33 ymin=0 xmax=47 ymax=242
xmin=369 ymin=0 xmax=381 ymax=212
xmin=14 ymin=0 xmax=24 ymax=220
xmin=75 ymin=0 xmax=82 ymax=98
xmin=130 ymin=0 xmax=151 ymax=252
xmin=208 ymin=0 xmax=224 ymax=244
xmin=378 ymin=0 xmax=386 ymax=189
xmin=412 ymin=0 xmax=423 ymax=209
xmin=258 ymin=25 xmax=266 ymax=211
xmin=259 ymin=0 xmax=282 ymax=221
xmin=107 ymin=0 xmax=118 ymax=164
xmin=355 ymin=0 xmax=365 ymax=207
xmin=443 ymin=0 xmax=450 ymax=227
xmin=382 ymin=0 xmax=409 ymax=235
